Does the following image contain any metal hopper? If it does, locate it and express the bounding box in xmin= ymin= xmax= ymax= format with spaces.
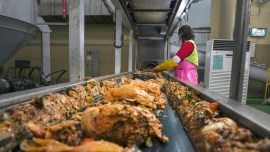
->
xmin=0 ymin=15 xmax=39 ymax=67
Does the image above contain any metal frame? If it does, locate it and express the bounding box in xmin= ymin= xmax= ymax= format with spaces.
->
xmin=114 ymin=0 xmax=186 ymax=37
xmin=101 ymin=0 xmax=115 ymax=15
xmin=110 ymin=0 xmax=133 ymax=29
xmin=0 ymin=72 xmax=131 ymax=109
xmin=166 ymin=0 xmax=189 ymax=38
xmin=163 ymin=73 xmax=270 ymax=138
xmin=0 ymin=71 xmax=197 ymax=152
xmin=167 ymin=0 xmax=193 ymax=38
xmin=0 ymin=71 xmax=270 ymax=152
xmin=1 ymin=72 xmax=270 ymax=139
xmin=167 ymin=0 xmax=182 ymax=31
xmin=137 ymin=36 xmax=164 ymax=40
xmin=264 ymin=68 xmax=270 ymax=102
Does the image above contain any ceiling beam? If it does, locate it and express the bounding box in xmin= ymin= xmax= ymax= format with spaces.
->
xmin=102 ymin=0 xmax=133 ymax=29
xmin=167 ymin=0 xmax=193 ymax=38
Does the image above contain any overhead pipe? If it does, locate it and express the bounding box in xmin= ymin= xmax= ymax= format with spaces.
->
xmin=62 ymin=0 xmax=67 ymax=19
xmin=101 ymin=0 xmax=115 ymax=15
xmin=249 ymin=63 xmax=270 ymax=83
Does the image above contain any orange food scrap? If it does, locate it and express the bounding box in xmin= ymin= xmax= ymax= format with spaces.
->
xmin=209 ymin=102 xmax=219 ymax=111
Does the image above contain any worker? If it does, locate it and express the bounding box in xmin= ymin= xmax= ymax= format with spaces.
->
xmin=152 ymin=25 xmax=199 ymax=84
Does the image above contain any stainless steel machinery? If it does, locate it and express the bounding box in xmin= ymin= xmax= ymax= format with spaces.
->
xmin=0 ymin=15 xmax=39 ymax=67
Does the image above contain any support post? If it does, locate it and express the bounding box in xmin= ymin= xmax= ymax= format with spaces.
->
xmin=36 ymin=17 xmax=51 ymax=81
xmin=69 ymin=0 xmax=85 ymax=81
xmin=167 ymin=41 xmax=171 ymax=60
xmin=229 ymin=0 xmax=250 ymax=102
xmin=128 ymin=30 xmax=133 ymax=72
xmin=164 ymin=40 xmax=168 ymax=61
xmin=135 ymin=40 xmax=138 ymax=70
xmin=41 ymin=32 xmax=51 ymax=81
xmin=115 ymin=9 xmax=122 ymax=74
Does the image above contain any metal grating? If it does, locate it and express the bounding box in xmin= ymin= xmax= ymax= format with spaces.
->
xmin=209 ymin=71 xmax=249 ymax=102
xmin=118 ymin=0 xmax=182 ymax=37
xmin=135 ymin=24 xmax=166 ymax=27
xmin=134 ymin=12 xmax=168 ymax=24
xmin=213 ymin=40 xmax=250 ymax=51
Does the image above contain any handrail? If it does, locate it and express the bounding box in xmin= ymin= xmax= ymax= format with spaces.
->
xmin=264 ymin=68 xmax=270 ymax=103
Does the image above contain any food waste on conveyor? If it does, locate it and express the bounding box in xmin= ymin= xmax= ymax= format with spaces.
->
xmin=0 ymin=71 xmax=270 ymax=152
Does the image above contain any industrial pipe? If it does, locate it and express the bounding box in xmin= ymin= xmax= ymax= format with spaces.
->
xmin=62 ymin=0 xmax=67 ymax=19
xmin=249 ymin=63 xmax=270 ymax=83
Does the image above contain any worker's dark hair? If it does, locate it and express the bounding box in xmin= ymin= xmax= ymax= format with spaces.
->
xmin=178 ymin=25 xmax=195 ymax=43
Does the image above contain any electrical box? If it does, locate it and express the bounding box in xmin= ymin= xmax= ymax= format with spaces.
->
xmin=85 ymin=51 xmax=99 ymax=77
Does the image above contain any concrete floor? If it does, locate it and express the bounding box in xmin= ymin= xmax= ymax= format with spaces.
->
xmin=246 ymin=79 xmax=270 ymax=115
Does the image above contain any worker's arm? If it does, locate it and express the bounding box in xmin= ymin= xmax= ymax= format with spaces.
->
xmin=152 ymin=56 xmax=181 ymax=72
xmin=152 ymin=41 xmax=194 ymax=73
xmin=176 ymin=41 xmax=194 ymax=60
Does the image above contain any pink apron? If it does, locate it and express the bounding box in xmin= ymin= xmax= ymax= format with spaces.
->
xmin=175 ymin=60 xmax=198 ymax=84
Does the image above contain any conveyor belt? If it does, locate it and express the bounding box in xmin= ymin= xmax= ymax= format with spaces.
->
xmin=0 ymin=73 xmax=130 ymax=109
xmin=1 ymin=72 xmax=270 ymax=151
xmin=141 ymin=101 xmax=195 ymax=152
xmin=0 ymin=72 xmax=197 ymax=152
xmin=163 ymin=73 xmax=270 ymax=138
